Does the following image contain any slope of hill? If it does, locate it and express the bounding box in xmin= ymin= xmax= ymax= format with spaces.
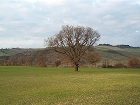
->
xmin=0 ymin=48 xmax=37 ymax=57
xmin=96 ymin=45 xmax=140 ymax=59
xmin=0 ymin=45 xmax=140 ymax=66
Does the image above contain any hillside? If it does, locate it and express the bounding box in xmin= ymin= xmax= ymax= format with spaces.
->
xmin=1 ymin=45 xmax=140 ymax=57
xmin=0 ymin=45 xmax=140 ymax=66
xmin=0 ymin=48 xmax=35 ymax=57
xmin=96 ymin=45 xmax=140 ymax=60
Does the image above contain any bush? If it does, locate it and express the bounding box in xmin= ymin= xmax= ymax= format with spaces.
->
xmin=128 ymin=58 xmax=140 ymax=68
xmin=55 ymin=60 xmax=61 ymax=67
xmin=86 ymin=52 xmax=101 ymax=67
xmin=114 ymin=63 xmax=127 ymax=68
xmin=101 ymin=59 xmax=113 ymax=68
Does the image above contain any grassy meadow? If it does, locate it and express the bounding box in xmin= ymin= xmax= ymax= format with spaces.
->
xmin=0 ymin=66 xmax=140 ymax=105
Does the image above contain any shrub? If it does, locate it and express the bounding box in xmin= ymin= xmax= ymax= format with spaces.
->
xmin=55 ymin=60 xmax=61 ymax=67
xmin=101 ymin=59 xmax=113 ymax=68
xmin=86 ymin=52 xmax=101 ymax=67
xmin=114 ymin=63 xmax=127 ymax=68
xmin=128 ymin=58 xmax=140 ymax=68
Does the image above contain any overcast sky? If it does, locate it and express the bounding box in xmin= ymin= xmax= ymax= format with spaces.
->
xmin=0 ymin=0 xmax=140 ymax=48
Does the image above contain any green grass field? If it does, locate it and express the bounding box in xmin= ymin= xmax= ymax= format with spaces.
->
xmin=0 ymin=66 xmax=140 ymax=105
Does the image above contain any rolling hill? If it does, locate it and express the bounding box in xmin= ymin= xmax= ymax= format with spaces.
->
xmin=0 ymin=45 xmax=140 ymax=66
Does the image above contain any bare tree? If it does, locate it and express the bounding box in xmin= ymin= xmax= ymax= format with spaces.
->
xmin=46 ymin=25 xmax=100 ymax=71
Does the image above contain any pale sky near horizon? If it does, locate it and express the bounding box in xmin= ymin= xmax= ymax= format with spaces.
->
xmin=0 ymin=0 xmax=140 ymax=48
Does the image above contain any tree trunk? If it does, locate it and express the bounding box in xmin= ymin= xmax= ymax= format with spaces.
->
xmin=94 ymin=63 xmax=96 ymax=67
xmin=74 ymin=63 xmax=79 ymax=71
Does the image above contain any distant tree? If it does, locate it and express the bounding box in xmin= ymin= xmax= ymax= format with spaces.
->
xmin=98 ymin=44 xmax=112 ymax=46
xmin=36 ymin=53 xmax=47 ymax=67
xmin=86 ymin=52 xmax=101 ymax=67
xmin=102 ymin=59 xmax=111 ymax=68
xmin=55 ymin=59 xmax=61 ymax=67
xmin=128 ymin=58 xmax=140 ymax=68
xmin=25 ymin=56 xmax=33 ymax=66
xmin=46 ymin=25 xmax=100 ymax=71
xmin=114 ymin=63 xmax=127 ymax=68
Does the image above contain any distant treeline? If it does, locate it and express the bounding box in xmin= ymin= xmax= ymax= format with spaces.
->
xmin=98 ymin=44 xmax=140 ymax=48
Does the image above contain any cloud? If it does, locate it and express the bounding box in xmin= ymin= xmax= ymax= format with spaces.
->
xmin=0 ymin=26 xmax=5 ymax=32
xmin=25 ymin=0 xmax=65 ymax=6
xmin=0 ymin=0 xmax=140 ymax=48
xmin=0 ymin=37 xmax=44 ymax=48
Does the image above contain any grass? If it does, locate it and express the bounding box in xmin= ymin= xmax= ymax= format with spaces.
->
xmin=0 ymin=66 xmax=140 ymax=105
